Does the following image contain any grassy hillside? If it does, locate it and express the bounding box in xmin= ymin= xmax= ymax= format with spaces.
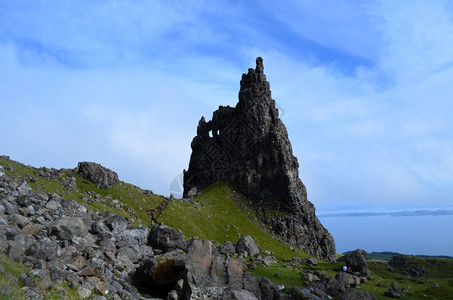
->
xmin=361 ymin=259 xmax=453 ymax=299
xmin=157 ymin=182 xmax=310 ymax=261
xmin=1 ymin=156 xmax=453 ymax=299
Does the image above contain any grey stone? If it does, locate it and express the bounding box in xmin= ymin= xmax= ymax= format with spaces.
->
xmin=48 ymin=217 xmax=88 ymax=240
xmin=1 ymin=199 xmax=18 ymax=214
xmin=335 ymin=272 xmax=360 ymax=288
xmin=76 ymin=162 xmax=119 ymax=189
xmin=147 ymin=224 xmax=186 ymax=252
xmin=117 ymin=247 xmax=140 ymax=263
xmin=120 ymin=228 xmax=148 ymax=245
xmin=185 ymin=240 xmax=226 ymax=290
xmin=183 ymin=57 xmax=335 ymax=262
xmin=26 ymin=237 xmax=57 ymax=261
xmin=14 ymin=233 xmax=36 ymax=251
xmin=45 ymin=200 xmax=61 ymax=210
xmin=384 ymin=282 xmax=403 ymax=298
xmin=303 ymin=257 xmax=319 ymax=266
xmin=258 ymin=277 xmax=278 ymax=300
xmin=342 ymin=249 xmax=370 ymax=276
xmin=17 ymin=181 xmax=31 ymax=196
xmin=104 ymin=214 xmax=128 ymax=233
xmin=0 ymin=284 xmax=12 ymax=296
xmin=60 ymin=200 xmax=88 ymax=217
xmin=222 ymin=290 xmax=259 ymax=300
xmin=8 ymin=244 xmax=25 ymax=262
xmin=219 ymin=241 xmax=236 ymax=256
xmin=77 ymin=286 xmax=92 ymax=299
xmin=10 ymin=213 xmax=29 ymax=228
xmin=236 ymin=235 xmax=259 ymax=257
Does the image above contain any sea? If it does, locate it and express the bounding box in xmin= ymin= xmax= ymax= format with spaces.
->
xmin=318 ymin=213 xmax=453 ymax=257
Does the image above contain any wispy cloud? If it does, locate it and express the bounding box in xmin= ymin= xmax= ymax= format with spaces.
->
xmin=1 ymin=1 xmax=453 ymax=211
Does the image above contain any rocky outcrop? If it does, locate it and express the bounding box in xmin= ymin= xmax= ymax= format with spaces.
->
xmin=183 ymin=57 xmax=335 ymax=262
xmin=388 ymin=255 xmax=427 ymax=278
xmin=0 ymin=159 xmax=378 ymax=299
xmin=340 ymin=249 xmax=370 ymax=276
xmin=76 ymin=161 xmax=119 ymax=189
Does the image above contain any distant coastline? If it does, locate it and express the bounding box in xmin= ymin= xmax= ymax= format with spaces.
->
xmin=318 ymin=209 xmax=453 ymax=218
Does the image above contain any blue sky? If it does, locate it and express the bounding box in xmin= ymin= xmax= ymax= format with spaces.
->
xmin=2 ymin=0 xmax=453 ymax=213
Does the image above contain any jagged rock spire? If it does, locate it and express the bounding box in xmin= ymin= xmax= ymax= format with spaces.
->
xmin=183 ymin=57 xmax=336 ymax=262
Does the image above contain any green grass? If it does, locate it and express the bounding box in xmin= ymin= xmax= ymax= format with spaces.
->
xmin=0 ymin=253 xmax=28 ymax=299
xmin=359 ymin=259 xmax=453 ymax=299
xmin=157 ymin=182 xmax=310 ymax=261
xmin=3 ymin=157 xmax=453 ymax=299
xmin=250 ymin=262 xmax=306 ymax=289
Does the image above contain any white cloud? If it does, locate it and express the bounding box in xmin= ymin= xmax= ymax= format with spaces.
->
xmin=2 ymin=0 xmax=453 ymax=211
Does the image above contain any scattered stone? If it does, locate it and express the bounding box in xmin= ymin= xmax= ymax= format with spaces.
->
xmin=303 ymin=257 xmax=319 ymax=266
xmin=384 ymin=282 xmax=403 ymax=298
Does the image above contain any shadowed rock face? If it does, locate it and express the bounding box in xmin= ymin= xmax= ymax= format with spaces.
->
xmin=183 ymin=57 xmax=336 ymax=262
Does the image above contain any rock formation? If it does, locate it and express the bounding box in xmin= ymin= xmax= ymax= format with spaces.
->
xmin=183 ymin=57 xmax=336 ymax=262
xmin=341 ymin=249 xmax=371 ymax=276
xmin=76 ymin=161 xmax=119 ymax=189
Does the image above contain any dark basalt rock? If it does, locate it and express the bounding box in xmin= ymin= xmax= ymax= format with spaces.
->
xmin=388 ymin=255 xmax=428 ymax=278
xmin=76 ymin=162 xmax=118 ymax=189
xmin=341 ymin=249 xmax=370 ymax=276
xmin=183 ymin=57 xmax=336 ymax=262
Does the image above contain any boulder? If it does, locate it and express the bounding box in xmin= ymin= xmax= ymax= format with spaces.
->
xmin=219 ymin=241 xmax=236 ymax=256
xmin=147 ymin=224 xmax=186 ymax=252
xmin=342 ymin=249 xmax=370 ymax=276
xmin=236 ymin=235 xmax=259 ymax=257
xmin=135 ymin=250 xmax=186 ymax=290
xmin=335 ymin=272 xmax=360 ymax=288
xmin=48 ymin=217 xmax=88 ymax=240
xmin=60 ymin=200 xmax=88 ymax=217
xmin=25 ymin=237 xmax=58 ymax=261
xmin=104 ymin=214 xmax=128 ymax=234
xmin=184 ymin=240 xmax=227 ymax=289
xmin=76 ymin=162 xmax=119 ymax=189
xmin=303 ymin=257 xmax=319 ymax=266
xmin=242 ymin=274 xmax=278 ymax=300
